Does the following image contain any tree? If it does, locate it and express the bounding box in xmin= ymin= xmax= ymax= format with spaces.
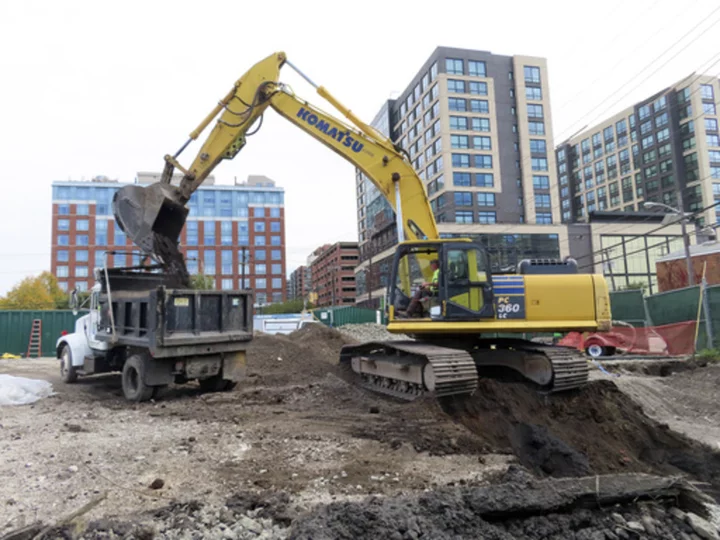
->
xmin=260 ymin=298 xmax=314 ymax=314
xmin=190 ymin=273 xmax=215 ymax=289
xmin=0 ymin=272 xmax=68 ymax=310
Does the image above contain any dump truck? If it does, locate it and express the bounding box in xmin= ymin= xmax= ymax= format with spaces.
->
xmin=56 ymin=264 xmax=253 ymax=401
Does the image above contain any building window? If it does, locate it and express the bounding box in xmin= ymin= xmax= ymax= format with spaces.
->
xmin=656 ymin=128 xmax=670 ymax=143
xmin=655 ymin=112 xmax=668 ymax=128
xmin=709 ymin=134 xmax=720 ymax=147
xmin=57 ymin=204 xmax=69 ymax=215
xmin=535 ymin=194 xmax=551 ymax=208
xmin=476 ymin=173 xmax=494 ymax=187
xmin=536 ymin=213 xmax=552 ymax=224
xmin=221 ymin=279 xmax=234 ymax=290
xmin=527 ymin=104 xmax=543 ymax=118
xmin=254 ymin=207 xmax=265 ymax=218
xmin=451 ymin=135 xmax=469 ymax=149
xmin=255 ymin=236 xmax=266 ymax=246
xmin=706 ymin=118 xmax=719 ymax=131
xmin=447 ymin=79 xmax=465 ymax=93
xmin=75 ymin=250 xmax=88 ymax=263
xmin=533 ymin=175 xmax=550 ymax=189
xmin=470 ymin=99 xmax=489 ymax=113
xmin=450 ymin=116 xmax=468 ymax=130
xmin=272 ymin=264 xmax=282 ymax=274
xmin=704 ymin=102 xmax=717 ymax=115
xmin=270 ymin=207 xmax=281 ymax=218
xmin=221 ymin=250 xmax=233 ymax=274
xmin=454 ymin=192 xmax=473 ymax=206
xmin=453 ymin=172 xmax=471 ymax=186
xmin=77 ymin=235 xmax=89 ymax=246
xmin=452 ymin=153 xmax=470 ymax=168
xmin=56 ymin=266 xmax=69 ymax=278
xmin=641 ymin=134 xmax=654 ymax=148
xmin=185 ymin=221 xmax=198 ymax=246
xmin=477 ymin=193 xmax=495 ymax=207
xmin=474 ymin=155 xmax=493 ymax=168
xmin=58 ymin=219 xmax=69 ymax=231
xmin=701 ymin=84 xmax=715 ymax=100
xmin=256 ymin=278 xmax=267 ymax=289
xmin=524 ymin=66 xmax=541 ymax=83
xmin=272 ymin=278 xmax=283 ymax=290
xmin=255 ymin=263 xmax=267 ymax=275
xmin=472 ymin=136 xmax=491 ymax=150
xmin=270 ymin=221 xmax=281 ymax=233
xmin=204 ymin=250 xmax=216 ymax=274
xmin=478 ymin=211 xmax=496 ymax=224
xmin=455 ymin=211 xmax=473 ymax=223
xmin=528 ymin=121 xmax=545 ymax=135
xmin=530 ymin=139 xmax=547 ymax=154
xmin=271 ymin=250 xmax=281 ymax=261
xmin=75 ymin=266 xmax=88 ymax=278
xmin=531 ymin=158 xmax=548 ymax=171
xmin=638 ymin=104 xmax=651 ymax=120
xmin=254 ymin=221 xmax=265 ymax=233
xmin=469 ymin=81 xmax=488 ymax=95
xmin=468 ymin=60 xmax=486 ymax=77
xmin=471 ymin=118 xmax=490 ymax=132
xmin=57 ymin=250 xmax=69 ymax=262
xmin=525 ymin=87 xmax=542 ymax=100
xmin=75 ymin=219 xmax=89 ymax=232
xmin=448 ymin=98 xmax=466 ymax=111
xmin=187 ymin=250 xmax=198 ymax=274
xmin=204 ymin=222 xmax=216 ymax=245
xmin=446 ymin=58 xmax=464 ymax=75
xmin=76 ymin=204 xmax=89 ymax=215
xmin=271 ymin=235 xmax=281 ymax=246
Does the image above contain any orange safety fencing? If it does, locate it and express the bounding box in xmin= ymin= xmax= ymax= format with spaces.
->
xmin=559 ymin=321 xmax=698 ymax=356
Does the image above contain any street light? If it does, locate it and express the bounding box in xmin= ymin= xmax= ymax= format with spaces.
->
xmin=643 ymin=201 xmax=695 ymax=286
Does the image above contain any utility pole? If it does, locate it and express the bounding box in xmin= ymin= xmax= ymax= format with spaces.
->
xmin=643 ymin=201 xmax=694 ymax=286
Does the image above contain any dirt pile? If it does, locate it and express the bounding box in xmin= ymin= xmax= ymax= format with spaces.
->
xmin=246 ymin=324 xmax=356 ymax=386
xmin=441 ymin=378 xmax=720 ymax=488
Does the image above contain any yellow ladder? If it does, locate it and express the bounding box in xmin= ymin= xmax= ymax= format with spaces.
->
xmin=26 ymin=319 xmax=42 ymax=358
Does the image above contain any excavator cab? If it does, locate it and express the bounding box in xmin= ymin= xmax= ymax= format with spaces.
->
xmin=390 ymin=240 xmax=495 ymax=321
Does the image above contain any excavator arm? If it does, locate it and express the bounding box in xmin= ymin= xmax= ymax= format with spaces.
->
xmin=112 ymin=51 xmax=438 ymax=278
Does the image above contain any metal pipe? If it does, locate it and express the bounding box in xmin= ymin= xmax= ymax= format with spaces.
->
xmin=284 ymin=60 xmax=319 ymax=89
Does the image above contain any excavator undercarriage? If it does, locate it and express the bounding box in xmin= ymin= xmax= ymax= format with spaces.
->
xmin=339 ymin=338 xmax=589 ymax=402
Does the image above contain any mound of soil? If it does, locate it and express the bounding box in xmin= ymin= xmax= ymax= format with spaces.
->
xmin=441 ymin=378 xmax=720 ymax=488
xmin=246 ymin=324 xmax=356 ymax=386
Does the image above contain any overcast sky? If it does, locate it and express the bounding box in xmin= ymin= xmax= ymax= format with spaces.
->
xmin=1 ymin=0 xmax=719 ymax=294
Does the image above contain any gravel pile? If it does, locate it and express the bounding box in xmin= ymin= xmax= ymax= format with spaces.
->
xmin=337 ymin=323 xmax=411 ymax=342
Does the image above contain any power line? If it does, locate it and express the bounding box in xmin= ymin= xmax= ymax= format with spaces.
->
xmin=555 ymin=2 xmax=720 ymax=143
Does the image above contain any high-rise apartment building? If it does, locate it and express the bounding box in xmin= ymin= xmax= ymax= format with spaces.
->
xmin=555 ymin=74 xmax=720 ymax=227
xmin=50 ymin=174 xmax=287 ymax=306
xmin=288 ymin=265 xmax=311 ymax=300
xmin=355 ymin=46 xmax=565 ymax=307
xmin=308 ymin=242 xmax=359 ymax=307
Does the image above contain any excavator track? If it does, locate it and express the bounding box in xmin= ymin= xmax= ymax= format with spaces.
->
xmin=340 ymin=339 xmax=589 ymax=402
xmin=339 ymin=341 xmax=478 ymax=401
xmin=476 ymin=338 xmax=590 ymax=393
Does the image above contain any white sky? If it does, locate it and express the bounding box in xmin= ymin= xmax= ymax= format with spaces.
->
xmin=1 ymin=0 xmax=719 ymax=294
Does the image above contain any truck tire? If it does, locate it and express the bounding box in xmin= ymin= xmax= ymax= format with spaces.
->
xmin=122 ymin=355 xmax=154 ymax=402
xmin=60 ymin=345 xmax=78 ymax=383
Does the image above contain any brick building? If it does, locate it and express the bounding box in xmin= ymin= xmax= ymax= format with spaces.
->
xmin=288 ymin=265 xmax=311 ymax=300
xmin=50 ymin=174 xmax=287 ymax=306
xmin=308 ymin=242 xmax=359 ymax=307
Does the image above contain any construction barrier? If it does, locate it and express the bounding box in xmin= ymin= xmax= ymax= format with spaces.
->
xmin=0 ymin=310 xmax=81 ymax=358
xmin=560 ymin=321 xmax=698 ymax=356
xmin=608 ymin=289 xmax=647 ymax=327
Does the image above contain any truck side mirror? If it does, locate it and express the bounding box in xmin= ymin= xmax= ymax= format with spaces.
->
xmin=70 ymin=287 xmax=79 ymax=316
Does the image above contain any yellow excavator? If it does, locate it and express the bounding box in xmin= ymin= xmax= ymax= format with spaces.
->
xmin=113 ymin=52 xmax=611 ymax=401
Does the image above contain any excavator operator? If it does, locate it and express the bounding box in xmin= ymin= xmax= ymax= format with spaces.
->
xmin=405 ymin=259 xmax=440 ymax=318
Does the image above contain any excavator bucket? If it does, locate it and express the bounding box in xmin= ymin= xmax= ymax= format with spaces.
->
xmin=112 ymin=182 xmax=189 ymax=259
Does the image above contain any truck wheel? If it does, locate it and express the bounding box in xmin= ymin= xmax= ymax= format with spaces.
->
xmin=586 ymin=344 xmax=605 ymax=358
xmin=122 ymin=355 xmax=154 ymax=402
xmin=60 ymin=345 xmax=78 ymax=383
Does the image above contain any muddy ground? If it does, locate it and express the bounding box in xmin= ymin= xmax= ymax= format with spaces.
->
xmin=2 ymin=324 xmax=720 ymax=539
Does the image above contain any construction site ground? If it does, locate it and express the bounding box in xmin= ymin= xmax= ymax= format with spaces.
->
xmin=2 ymin=323 xmax=720 ymax=539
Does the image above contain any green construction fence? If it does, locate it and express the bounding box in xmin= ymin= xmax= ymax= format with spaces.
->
xmin=608 ymin=289 xmax=647 ymax=327
xmin=0 ymin=310 xmax=81 ymax=357
xmin=312 ymin=306 xmax=382 ymax=327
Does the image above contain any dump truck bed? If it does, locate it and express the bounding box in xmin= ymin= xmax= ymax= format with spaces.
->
xmin=94 ymin=268 xmax=253 ymax=358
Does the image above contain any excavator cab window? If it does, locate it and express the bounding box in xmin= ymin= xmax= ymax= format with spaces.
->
xmin=441 ymin=244 xmax=494 ymax=320
xmin=391 ymin=247 xmax=441 ymax=319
